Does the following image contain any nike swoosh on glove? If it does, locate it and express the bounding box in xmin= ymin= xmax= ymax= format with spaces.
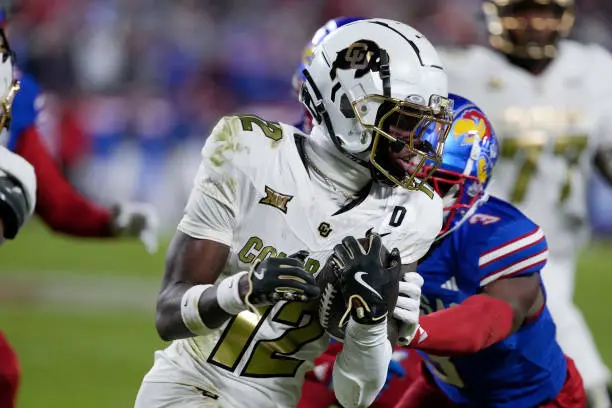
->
xmin=333 ymin=235 xmax=399 ymax=325
xmin=393 ymin=272 xmax=424 ymax=345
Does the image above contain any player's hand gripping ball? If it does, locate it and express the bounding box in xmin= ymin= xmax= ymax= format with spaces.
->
xmin=245 ymin=250 xmax=320 ymax=313
xmin=316 ymin=233 xmax=402 ymax=343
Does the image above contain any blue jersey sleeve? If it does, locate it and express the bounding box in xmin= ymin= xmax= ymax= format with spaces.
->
xmin=477 ymin=219 xmax=548 ymax=287
xmin=7 ymin=73 xmax=42 ymax=151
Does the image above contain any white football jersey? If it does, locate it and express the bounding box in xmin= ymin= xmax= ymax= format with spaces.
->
xmin=440 ymin=41 xmax=612 ymax=258
xmin=147 ymin=115 xmax=443 ymax=408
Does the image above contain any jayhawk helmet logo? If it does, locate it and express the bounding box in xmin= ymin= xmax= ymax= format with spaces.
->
xmin=453 ymin=108 xmax=492 ymax=146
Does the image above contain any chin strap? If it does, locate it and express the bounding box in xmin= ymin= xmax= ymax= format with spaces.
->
xmin=379 ymin=49 xmax=391 ymax=98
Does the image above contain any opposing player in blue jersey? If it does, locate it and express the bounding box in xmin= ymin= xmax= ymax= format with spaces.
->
xmin=299 ymin=92 xmax=588 ymax=408
xmin=392 ymin=93 xmax=586 ymax=408
xmin=294 ymin=17 xmax=586 ymax=408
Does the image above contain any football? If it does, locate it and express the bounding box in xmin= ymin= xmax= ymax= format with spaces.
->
xmin=316 ymin=237 xmax=401 ymax=344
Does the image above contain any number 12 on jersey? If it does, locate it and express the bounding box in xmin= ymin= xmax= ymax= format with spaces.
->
xmin=208 ymin=301 xmax=324 ymax=378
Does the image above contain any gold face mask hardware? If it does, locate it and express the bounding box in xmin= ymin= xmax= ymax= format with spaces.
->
xmin=0 ymin=79 xmax=19 ymax=130
xmin=352 ymin=94 xmax=454 ymax=196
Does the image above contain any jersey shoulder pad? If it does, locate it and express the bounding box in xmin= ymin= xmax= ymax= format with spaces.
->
xmin=8 ymin=73 xmax=42 ymax=150
xmin=385 ymin=187 xmax=443 ymax=265
xmin=468 ymin=197 xmax=548 ymax=286
xmin=201 ymin=114 xmax=295 ymax=174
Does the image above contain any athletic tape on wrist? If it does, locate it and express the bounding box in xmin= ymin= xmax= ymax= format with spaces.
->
xmin=217 ymin=271 xmax=248 ymax=315
xmin=181 ymin=284 xmax=214 ymax=336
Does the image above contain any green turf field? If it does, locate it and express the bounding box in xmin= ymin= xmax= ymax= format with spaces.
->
xmin=1 ymin=221 xmax=611 ymax=407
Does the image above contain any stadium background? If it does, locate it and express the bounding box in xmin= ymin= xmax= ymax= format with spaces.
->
xmin=1 ymin=0 xmax=611 ymax=406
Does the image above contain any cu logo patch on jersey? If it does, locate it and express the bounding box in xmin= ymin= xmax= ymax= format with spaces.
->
xmin=318 ymin=222 xmax=332 ymax=237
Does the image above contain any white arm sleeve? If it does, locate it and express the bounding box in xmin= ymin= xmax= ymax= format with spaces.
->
xmin=0 ymin=146 xmax=36 ymax=215
xmin=332 ymin=319 xmax=391 ymax=408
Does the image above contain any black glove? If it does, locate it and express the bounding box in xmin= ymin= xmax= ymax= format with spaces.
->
xmin=245 ymin=250 xmax=321 ymax=312
xmin=332 ymin=235 xmax=401 ymax=325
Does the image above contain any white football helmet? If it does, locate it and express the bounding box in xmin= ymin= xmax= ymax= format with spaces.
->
xmin=0 ymin=28 xmax=18 ymax=131
xmin=299 ymin=18 xmax=453 ymax=193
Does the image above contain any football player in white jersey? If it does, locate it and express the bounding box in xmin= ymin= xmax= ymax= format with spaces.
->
xmin=135 ymin=19 xmax=453 ymax=408
xmin=438 ymin=1 xmax=612 ymax=406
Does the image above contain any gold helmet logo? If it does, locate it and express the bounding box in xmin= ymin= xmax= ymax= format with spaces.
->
xmin=345 ymin=43 xmax=371 ymax=69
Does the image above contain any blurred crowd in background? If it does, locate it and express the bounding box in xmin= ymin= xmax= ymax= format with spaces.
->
xmin=6 ymin=0 xmax=612 ymax=231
